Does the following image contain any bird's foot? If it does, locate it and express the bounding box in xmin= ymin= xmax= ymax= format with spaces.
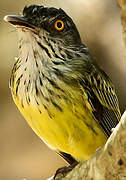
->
xmin=54 ymin=162 xmax=78 ymax=179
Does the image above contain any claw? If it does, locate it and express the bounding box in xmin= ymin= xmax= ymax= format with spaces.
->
xmin=54 ymin=166 xmax=72 ymax=179
xmin=54 ymin=162 xmax=78 ymax=179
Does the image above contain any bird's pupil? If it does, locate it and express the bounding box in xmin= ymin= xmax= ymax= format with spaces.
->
xmin=57 ymin=22 xmax=62 ymax=28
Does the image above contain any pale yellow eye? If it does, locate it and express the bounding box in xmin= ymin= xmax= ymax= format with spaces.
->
xmin=54 ymin=20 xmax=64 ymax=31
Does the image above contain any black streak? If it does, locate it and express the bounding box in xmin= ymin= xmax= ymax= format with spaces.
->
xmin=16 ymin=85 xmax=18 ymax=95
xmin=37 ymin=41 xmax=51 ymax=58
xmin=47 ymin=77 xmax=64 ymax=92
xmin=36 ymin=99 xmax=40 ymax=105
xmin=35 ymin=61 xmax=38 ymax=67
xmin=35 ymin=82 xmax=39 ymax=95
xmin=118 ymin=159 xmax=124 ymax=166
xmin=38 ymin=109 xmax=42 ymax=114
xmin=84 ymin=121 xmax=98 ymax=135
xmin=21 ymin=100 xmax=24 ymax=108
xmin=39 ymin=77 xmax=43 ymax=86
xmin=51 ymin=100 xmax=63 ymax=112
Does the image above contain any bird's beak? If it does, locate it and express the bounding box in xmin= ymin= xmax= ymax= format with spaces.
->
xmin=4 ymin=15 xmax=36 ymax=30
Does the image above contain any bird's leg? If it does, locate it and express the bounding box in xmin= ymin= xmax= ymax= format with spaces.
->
xmin=54 ymin=161 xmax=78 ymax=179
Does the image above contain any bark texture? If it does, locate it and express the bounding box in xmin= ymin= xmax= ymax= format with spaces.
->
xmin=118 ymin=0 xmax=126 ymax=46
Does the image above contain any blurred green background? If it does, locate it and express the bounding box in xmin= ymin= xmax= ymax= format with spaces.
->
xmin=0 ymin=0 xmax=126 ymax=180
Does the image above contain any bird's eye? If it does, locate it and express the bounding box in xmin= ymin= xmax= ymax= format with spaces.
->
xmin=54 ymin=20 xmax=64 ymax=31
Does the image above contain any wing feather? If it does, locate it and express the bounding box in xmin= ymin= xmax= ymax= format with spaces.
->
xmin=85 ymin=67 xmax=121 ymax=136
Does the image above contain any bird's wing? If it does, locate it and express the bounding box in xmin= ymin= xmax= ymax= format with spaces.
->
xmin=83 ymin=67 xmax=121 ymax=137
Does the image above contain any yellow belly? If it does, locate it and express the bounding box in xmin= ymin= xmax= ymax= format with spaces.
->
xmin=13 ymin=94 xmax=107 ymax=162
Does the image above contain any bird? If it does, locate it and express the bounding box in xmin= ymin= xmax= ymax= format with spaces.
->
xmin=4 ymin=5 xmax=121 ymax=166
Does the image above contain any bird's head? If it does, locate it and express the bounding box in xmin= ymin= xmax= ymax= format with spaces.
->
xmin=4 ymin=5 xmax=91 ymax=79
xmin=4 ymin=5 xmax=81 ymax=47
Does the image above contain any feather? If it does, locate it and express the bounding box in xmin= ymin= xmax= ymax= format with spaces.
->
xmin=57 ymin=151 xmax=77 ymax=165
xmin=84 ymin=66 xmax=121 ymax=136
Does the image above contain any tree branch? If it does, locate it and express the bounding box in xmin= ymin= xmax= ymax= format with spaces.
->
xmin=118 ymin=0 xmax=126 ymax=47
